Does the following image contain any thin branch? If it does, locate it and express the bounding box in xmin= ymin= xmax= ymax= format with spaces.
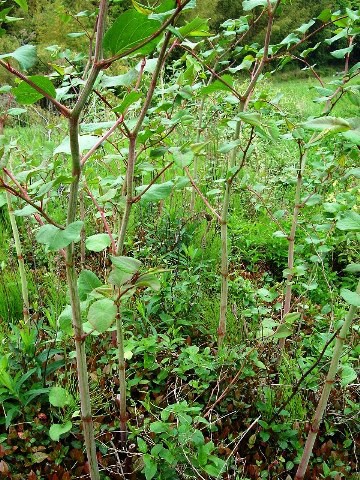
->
xmin=184 ymin=166 xmax=222 ymax=222
xmin=0 ymin=60 xmax=70 ymax=117
xmin=132 ymin=161 xmax=174 ymax=203
xmin=269 ymin=327 xmax=340 ymax=425
xmin=81 ymin=115 xmax=124 ymax=166
xmin=0 ymin=177 xmax=64 ymax=229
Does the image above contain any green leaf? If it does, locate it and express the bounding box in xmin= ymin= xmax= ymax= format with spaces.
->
xmin=296 ymin=19 xmax=315 ymax=34
xmin=283 ymin=312 xmax=300 ymax=325
xmin=49 ymin=421 xmax=72 ymax=441
xmin=336 ymin=211 xmax=360 ymax=231
xmin=58 ymin=305 xmax=73 ymax=336
xmin=14 ymin=204 xmax=38 ymax=216
xmin=200 ymin=74 xmax=233 ymax=95
xmin=101 ymin=69 xmax=138 ymax=88
xmin=143 ymin=454 xmax=157 ymax=480
xmin=344 ymin=263 xmax=360 ymax=273
xmin=113 ymin=91 xmax=142 ymax=114
xmin=280 ymin=33 xmax=300 ymax=46
xmin=138 ymin=181 xmax=173 ymax=203
xmin=87 ymin=298 xmax=117 ymax=333
xmin=54 ymin=135 xmax=99 ymax=155
xmin=110 ymin=255 xmax=142 ymax=273
xmin=86 ymin=234 xmax=112 ymax=252
xmin=318 ymin=9 xmax=332 ymax=22
xmin=31 ymin=452 xmax=48 ymax=464
xmin=342 ymin=117 xmax=360 ymax=145
xmin=242 ymin=0 xmax=268 ymax=11
xmin=340 ymin=288 xmax=360 ymax=307
xmin=218 ymin=139 xmax=241 ymax=154
xmin=341 ymin=365 xmax=357 ymax=386
xmin=331 ymin=45 xmax=354 ymax=59
xmin=108 ymin=267 xmax=133 ymax=287
xmin=178 ymin=17 xmax=210 ymax=37
xmin=103 ymin=9 xmax=161 ymax=56
xmin=137 ymin=437 xmax=148 ymax=453
xmin=238 ymin=112 xmax=262 ymax=127
xmin=13 ymin=0 xmax=28 ymax=11
xmin=302 ymin=116 xmax=350 ymax=133
xmin=169 ymin=147 xmax=194 ymax=167
xmin=78 ymin=270 xmax=102 ymax=301
xmin=0 ymin=45 xmax=36 ymax=70
xmin=36 ymin=221 xmax=84 ymax=251
xmin=49 ymin=386 xmax=73 ymax=408
xmin=273 ymin=323 xmax=293 ymax=339
xmin=135 ymin=273 xmax=160 ymax=290
xmin=13 ymin=75 xmax=55 ymax=105
xmin=7 ymin=107 xmax=27 ymax=116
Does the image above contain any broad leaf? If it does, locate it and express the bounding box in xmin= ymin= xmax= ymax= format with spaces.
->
xmin=297 ymin=19 xmax=315 ymax=34
xmin=138 ymin=181 xmax=173 ymax=203
xmin=331 ymin=45 xmax=354 ymax=59
xmin=336 ymin=211 xmax=360 ymax=231
xmin=273 ymin=323 xmax=293 ymax=339
xmin=53 ymin=135 xmax=99 ymax=155
xmin=49 ymin=386 xmax=72 ymax=408
xmin=87 ymin=298 xmax=117 ymax=333
xmin=110 ymin=255 xmax=142 ymax=273
xmin=58 ymin=305 xmax=73 ymax=336
xmin=341 ymin=365 xmax=357 ymax=386
xmin=200 ymin=75 xmax=233 ymax=95
xmin=302 ymin=116 xmax=350 ymax=133
xmin=113 ymin=91 xmax=142 ymax=114
xmin=7 ymin=107 xmax=27 ymax=116
xmin=0 ymin=45 xmax=36 ymax=70
xmin=169 ymin=147 xmax=194 ymax=167
xmin=340 ymin=288 xmax=360 ymax=307
xmin=78 ymin=270 xmax=102 ymax=301
xmin=103 ymin=9 xmax=161 ymax=56
xmin=283 ymin=312 xmax=300 ymax=325
xmin=178 ymin=17 xmax=210 ymax=37
xmin=85 ymin=234 xmax=112 ymax=252
xmin=108 ymin=267 xmax=134 ymax=287
xmin=14 ymin=205 xmax=38 ymax=216
xmin=242 ymin=0 xmax=268 ymax=11
xmin=13 ymin=75 xmax=55 ymax=104
xmin=218 ymin=140 xmax=241 ymax=154
xmin=49 ymin=421 xmax=72 ymax=441
xmin=135 ymin=273 xmax=160 ymax=290
xmin=36 ymin=221 xmax=84 ymax=251
xmin=344 ymin=263 xmax=360 ymax=273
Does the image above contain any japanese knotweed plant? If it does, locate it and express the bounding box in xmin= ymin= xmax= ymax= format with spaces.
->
xmin=0 ymin=1 xmax=195 ymax=477
xmin=172 ymin=2 xmax=360 ymax=348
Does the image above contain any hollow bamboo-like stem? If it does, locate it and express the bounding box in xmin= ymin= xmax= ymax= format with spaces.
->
xmin=279 ymin=148 xmax=306 ymax=351
xmin=64 ymin=3 xmax=109 ymax=478
xmin=67 ymin=116 xmax=100 ymax=480
xmin=3 ymin=175 xmax=30 ymax=323
xmin=217 ymin=1 xmax=280 ymax=348
xmin=217 ymin=119 xmax=240 ymax=349
xmin=116 ymin=303 xmax=127 ymax=447
xmin=116 ymin=32 xmax=172 ymax=255
xmin=295 ymin=279 xmax=360 ymax=479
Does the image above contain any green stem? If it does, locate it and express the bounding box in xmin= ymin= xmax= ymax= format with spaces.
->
xmin=116 ymin=31 xmax=172 ymax=255
xmin=67 ymin=116 xmax=100 ymax=480
xmin=3 ymin=174 xmax=30 ymax=323
xmin=295 ymin=279 xmax=360 ymax=479
xmin=116 ymin=303 xmax=127 ymax=446
xmin=279 ymin=148 xmax=306 ymax=351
